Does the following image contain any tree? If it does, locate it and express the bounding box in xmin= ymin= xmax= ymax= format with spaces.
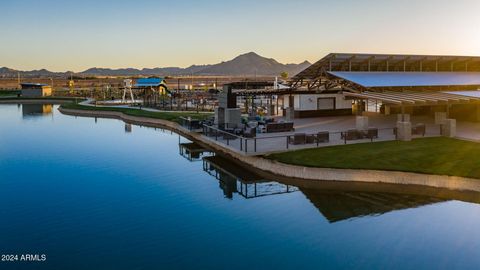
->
xmin=280 ymin=71 xmax=288 ymax=79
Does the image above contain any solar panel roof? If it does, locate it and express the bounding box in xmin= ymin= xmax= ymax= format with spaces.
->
xmin=328 ymin=72 xmax=480 ymax=88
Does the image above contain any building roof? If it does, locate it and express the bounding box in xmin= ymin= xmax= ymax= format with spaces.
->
xmin=329 ymin=72 xmax=480 ymax=88
xmin=134 ymin=78 xmax=165 ymax=87
xmin=443 ymin=90 xmax=480 ymax=98
xmin=293 ymin=53 xmax=480 ymax=81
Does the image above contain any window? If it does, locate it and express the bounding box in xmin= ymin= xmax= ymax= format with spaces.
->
xmin=317 ymin=97 xmax=335 ymax=110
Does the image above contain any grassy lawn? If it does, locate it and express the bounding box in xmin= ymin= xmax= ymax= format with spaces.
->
xmin=266 ymin=137 xmax=480 ymax=179
xmin=0 ymin=90 xmax=20 ymax=97
xmin=60 ymin=102 xmax=212 ymax=124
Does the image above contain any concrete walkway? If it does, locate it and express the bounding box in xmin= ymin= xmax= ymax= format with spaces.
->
xmin=456 ymin=121 xmax=480 ymax=141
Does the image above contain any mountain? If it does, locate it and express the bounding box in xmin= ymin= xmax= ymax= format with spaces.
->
xmin=0 ymin=67 xmax=67 ymax=78
xmin=0 ymin=67 xmax=18 ymax=77
xmin=79 ymin=52 xmax=309 ymax=76
xmin=0 ymin=52 xmax=311 ymax=78
xmin=198 ymin=52 xmax=310 ymax=76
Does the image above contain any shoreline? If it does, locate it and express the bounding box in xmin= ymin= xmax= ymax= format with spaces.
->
xmin=58 ymin=106 xmax=480 ymax=193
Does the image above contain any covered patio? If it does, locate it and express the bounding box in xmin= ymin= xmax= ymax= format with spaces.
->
xmin=344 ymin=90 xmax=480 ymax=118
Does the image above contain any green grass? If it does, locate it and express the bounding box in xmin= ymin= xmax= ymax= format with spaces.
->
xmin=266 ymin=137 xmax=480 ymax=179
xmin=61 ymin=102 xmax=212 ymax=124
xmin=0 ymin=90 xmax=20 ymax=96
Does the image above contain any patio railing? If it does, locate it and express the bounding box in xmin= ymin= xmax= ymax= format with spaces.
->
xmin=201 ymin=123 xmax=442 ymax=154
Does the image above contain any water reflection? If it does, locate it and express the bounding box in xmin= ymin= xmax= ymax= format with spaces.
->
xmin=3 ymin=103 xmax=480 ymax=268
xmin=202 ymin=155 xmax=298 ymax=199
xmin=300 ymin=188 xmax=448 ymax=223
xmin=22 ymin=104 xmax=53 ymax=117
xmin=176 ymin=140 xmax=474 ymax=222
xmin=125 ymin=123 xmax=132 ymax=133
xmin=179 ymin=142 xmax=212 ymax=161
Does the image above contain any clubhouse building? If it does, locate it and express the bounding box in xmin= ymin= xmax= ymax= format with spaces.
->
xmin=288 ymin=53 xmax=480 ymax=121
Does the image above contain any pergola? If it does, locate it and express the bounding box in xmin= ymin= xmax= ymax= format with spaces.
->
xmin=226 ymin=81 xmax=294 ymax=116
xmin=344 ymin=91 xmax=478 ymax=106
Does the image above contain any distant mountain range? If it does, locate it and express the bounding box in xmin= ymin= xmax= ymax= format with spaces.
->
xmin=0 ymin=52 xmax=310 ymax=78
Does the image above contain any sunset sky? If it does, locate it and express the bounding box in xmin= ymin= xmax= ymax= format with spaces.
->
xmin=2 ymin=0 xmax=480 ymax=72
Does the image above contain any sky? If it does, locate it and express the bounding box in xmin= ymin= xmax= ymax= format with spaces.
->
xmin=1 ymin=0 xmax=480 ymax=72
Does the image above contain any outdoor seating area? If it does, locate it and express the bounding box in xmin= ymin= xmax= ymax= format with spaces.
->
xmin=202 ymin=121 xmax=256 ymax=141
xmin=199 ymin=113 xmax=444 ymax=155
xmin=266 ymin=122 xmax=295 ymax=133
xmin=341 ymin=128 xmax=379 ymax=141
xmin=242 ymin=115 xmax=294 ymax=134
xmin=288 ymin=132 xmax=330 ymax=145
xmin=393 ymin=123 xmax=426 ymax=137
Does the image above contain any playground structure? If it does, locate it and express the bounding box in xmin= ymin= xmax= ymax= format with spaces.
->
xmin=122 ymin=79 xmax=135 ymax=103
xmin=133 ymin=77 xmax=170 ymax=106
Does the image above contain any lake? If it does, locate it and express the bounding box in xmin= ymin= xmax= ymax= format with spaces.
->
xmin=1 ymin=103 xmax=480 ymax=270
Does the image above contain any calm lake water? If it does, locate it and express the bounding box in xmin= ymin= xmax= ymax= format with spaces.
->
xmin=1 ymin=103 xmax=480 ymax=270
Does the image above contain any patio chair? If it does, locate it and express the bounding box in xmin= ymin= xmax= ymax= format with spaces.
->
xmin=366 ymin=128 xmax=378 ymax=139
xmin=284 ymin=122 xmax=295 ymax=132
xmin=342 ymin=129 xmax=361 ymax=140
xmin=243 ymin=127 xmax=256 ymax=138
xmin=266 ymin=122 xmax=295 ymax=133
xmin=306 ymin=134 xmax=315 ymax=144
xmin=316 ymin=131 xmax=330 ymax=143
xmin=288 ymin=133 xmax=306 ymax=145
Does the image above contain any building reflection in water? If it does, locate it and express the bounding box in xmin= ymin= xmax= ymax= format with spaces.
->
xmin=179 ymin=139 xmax=479 ymax=222
xmin=179 ymin=142 xmax=212 ymax=162
xmin=22 ymin=104 xmax=53 ymax=117
xmin=125 ymin=123 xmax=132 ymax=133
xmin=300 ymin=188 xmax=448 ymax=223
xmin=202 ymin=154 xmax=461 ymax=221
xmin=202 ymin=156 xmax=298 ymax=199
